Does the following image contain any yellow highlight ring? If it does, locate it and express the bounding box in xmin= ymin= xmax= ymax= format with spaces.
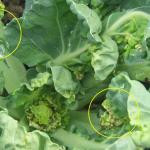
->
xmin=88 ymin=87 xmax=141 ymax=139
xmin=0 ymin=7 xmax=22 ymax=60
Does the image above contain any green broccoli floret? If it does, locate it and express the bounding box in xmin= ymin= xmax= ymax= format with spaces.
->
xmin=25 ymin=91 xmax=69 ymax=132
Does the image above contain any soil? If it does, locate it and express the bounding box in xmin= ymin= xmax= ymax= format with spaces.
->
xmin=1 ymin=0 xmax=25 ymax=24
xmin=143 ymin=78 xmax=150 ymax=89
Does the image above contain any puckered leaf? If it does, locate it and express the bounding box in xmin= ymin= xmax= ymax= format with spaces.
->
xmin=91 ymin=37 xmax=118 ymax=81
xmin=25 ymin=72 xmax=50 ymax=91
xmin=51 ymin=66 xmax=78 ymax=102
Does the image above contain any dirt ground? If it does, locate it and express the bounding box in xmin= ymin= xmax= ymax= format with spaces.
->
xmin=1 ymin=0 xmax=25 ymax=23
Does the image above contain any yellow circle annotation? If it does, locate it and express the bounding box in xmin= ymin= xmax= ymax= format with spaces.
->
xmin=88 ymin=87 xmax=141 ymax=139
xmin=0 ymin=7 xmax=22 ymax=60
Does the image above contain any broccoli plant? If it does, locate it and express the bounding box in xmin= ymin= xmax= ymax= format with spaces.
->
xmin=0 ymin=0 xmax=150 ymax=150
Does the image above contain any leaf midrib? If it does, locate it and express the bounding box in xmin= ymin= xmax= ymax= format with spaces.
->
xmin=55 ymin=2 xmax=65 ymax=54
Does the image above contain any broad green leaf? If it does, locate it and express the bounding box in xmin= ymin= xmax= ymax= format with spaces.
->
xmin=67 ymin=0 xmax=102 ymax=42
xmin=5 ymin=0 xmax=101 ymax=66
xmin=51 ymin=66 xmax=78 ymax=102
xmin=0 ymin=110 xmax=65 ymax=150
xmin=0 ymin=97 xmax=7 ymax=110
xmin=99 ymin=72 xmax=150 ymax=141
xmin=132 ymin=126 xmax=150 ymax=148
xmin=71 ymin=72 xmax=111 ymax=110
xmin=106 ymin=126 xmax=150 ymax=150
xmin=0 ymin=72 xmax=4 ymax=94
xmin=106 ymin=72 xmax=150 ymax=127
xmin=91 ymin=38 xmax=118 ymax=81
xmin=0 ymin=56 xmax=27 ymax=93
xmin=91 ymin=0 xmax=103 ymax=7
xmin=117 ymin=61 xmax=150 ymax=81
xmin=128 ymin=80 xmax=150 ymax=127
xmin=106 ymin=72 xmax=131 ymax=117
xmin=0 ymin=4 xmax=6 ymax=58
xmin=106 ymin=137 xmax=137 ymax=150
xmin=120 ymin=0 xmax=150 ymax=9
xmin=104 ymin=11 xmax=125 ymax=33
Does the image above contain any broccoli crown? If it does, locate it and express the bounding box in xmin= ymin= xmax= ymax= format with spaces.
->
xmin=25 ymin=88 xmax=69 ymax=132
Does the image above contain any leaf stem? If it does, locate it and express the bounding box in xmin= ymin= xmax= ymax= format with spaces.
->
xmin=53 ymin=45 xmax=90 ymax=65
